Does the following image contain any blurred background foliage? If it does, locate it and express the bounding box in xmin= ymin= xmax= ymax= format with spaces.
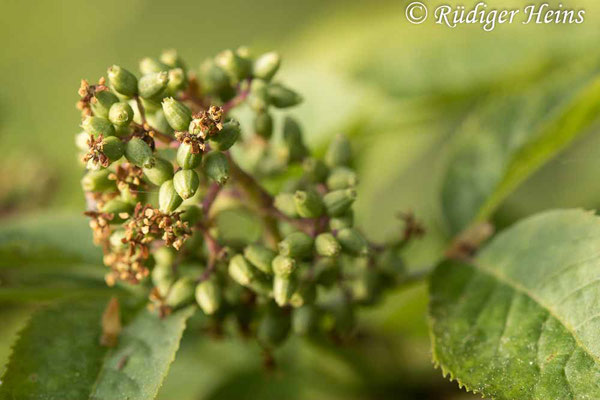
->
xmin=2 ymin=0 xmax=600 ymax=398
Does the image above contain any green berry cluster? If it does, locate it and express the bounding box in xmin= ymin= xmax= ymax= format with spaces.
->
xmin=77 ymin=48 xmax=422 ymax=352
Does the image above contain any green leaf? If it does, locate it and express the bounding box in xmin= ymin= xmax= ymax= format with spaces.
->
xmin=0 ymin=300 xmax=194 ymax=400
xmin=429 ymin=209 xmax=600 ymax=399
xmin=90 ymin=306 xmax=195 ymax=400
xmin=441 ymin=69 xmax=600 ymax=234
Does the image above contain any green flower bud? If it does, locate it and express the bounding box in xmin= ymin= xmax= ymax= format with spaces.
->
xmin=315 ymin=233 xmax=341 ymax=257
xmin=152 ymin=263 xmax=174 ymax=297
xmin=179 ymin=205 xmax=201 ymax=225
xmin=161 ymin=97 xmax=192 ymax=131
xmin=125 ymin=137 xmax=154 ymax=168
xmin=91 ymin=90 xmax=119 ymax=118
xmin=248 ymin=79 xmax=269 ymax=112
xmin=198 ymin=59 xmax=230 ymax=94
xmin=215 ymin=49 xmax=251 ymax=82
xmin=293 ymin=305 xmax=318 ymax=335
xmin=107 ymin=65 xmax=138 ymax=97
xmin=294 ymin=190 xmax=323 ymax=218
xmin=196 ymin=279 xmax=221 ymax=315
xmin=176 ymin=142 xmax=202 ymax=170
xmin=139 ymin=57 xmax=169 ymax=75
xmin=228 ymin=254 xmax=257 ymax=286
xmin=327 ymin=166 xmax=357 ymax=190
xmin=202 ymin=151 xmax=229 ymax=185
xmin=325 ymin=134 xmax=352 ymax=168
xmin=272 ymin=255 xmax=296 ymax=278
xmin=82 ymin=116 xmax=116 ymax=137
xmin=257 ymin=304 xmax=291 ymax=348
xmin=81 ymin=169 xmax=115 ymax=192
xmin=143 ymin=157 xmax=174 ymax=186
xmin=108 ymin=102 xmax=134 ymax=127
xmin=173 ymin=169 xmax=199 ymax=200
xmin=303 ymin=158 xmax=328 ymax=183
xmin=283 ymin=117 xmax=308 ymax=162
xmin=278 ymin=232 xmax=313 ymax=259
xmin=274 ymin=193 xmax=298 ymax=218
xmin=159 ymin=180 xmax=183 ymax=213
xmin=244 ymin=244 xmax=276 ymax=275
xmin=253 ymin=52 xmax=280 ymax=81
xmin=208 ymin=120 xmax=240 ymax=151
xmin=138 ymin=71 xmax=169 ymax=100
xmin=167 ymin=68 xmax=187 ymax=93
xmin=248 ymin=276 xmax=274 ymax=297
xmin=100 ymin=198 xmax=134 ymax=223
xmin=253 ymin=111 xmax=273 ymax=139
xmin=154 ymin=247 xmax=176 ymax=266
xmin=337 ymin=228 xmax=369 ymax=256
xmin=99 ymin=136 xmax=125 ymax=164
xmin=267 ymin=83 xmax=302 ymax=108
xmin=160 ymin=49 xmax=186 ymax=70
xmin=166 ymin=277 xmax=195 ymax=308
xmin=329 ymin=210 xmax=354 ymax=230
xmin=274 ymin=275 xmax=297 ymax=307
xmin=323 ymin=188 xmax=356 ymax=217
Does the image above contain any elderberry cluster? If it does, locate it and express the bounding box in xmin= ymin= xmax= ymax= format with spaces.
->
xmin=77 ymin=48 xmax=421 ymax=350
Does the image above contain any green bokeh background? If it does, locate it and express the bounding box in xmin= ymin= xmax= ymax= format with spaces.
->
xmin=2 ymin=0 xmax=600 ymax=398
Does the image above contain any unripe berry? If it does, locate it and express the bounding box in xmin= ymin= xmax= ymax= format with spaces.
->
xmin=162 ymin=97 xmax=192 ymax=131
xmin=107 ymin=65 xmax=138 ymax=97
xmin=195 ymin=279 xmax=221 ymax=315
xmin=138 ymin=71 xmax=169 ymax=100
xmin=202 ymin=151 xmax=229 ymax=185
xmin=267 ymin=83 xmax=302 ymax=108
xmin=198 ymin=59 xmax=230 ymax=94
xmin=108 ymin=102 xmax=134 ymax=127
xmin=98 ymin=136 xmax=125 ymax=165
xmin=325 ymin=134 xmax=352 ymax=167
xmin=315 ymin=233 xmax=341 ymax=257
xmin=143 ymin=157 xmax=174 ymax=186
xmin=272 ymin=255 xmax=296 ymax=278
xmin=253 ymin=52 xmax=281 ymax=81
xmin=167 ymin=68 xmax=187 ymax=94
xmin=139 ymin=57 xmax=169 ymax=75
xmin=294 ymin=190 xmax=323 ymax=218
xmin=273 ymin=275 xmax=297 ymax=307
xmin=215 ymin=49 xmax=252 ymax=82
xmin=173 ymin=169 xmax=200 ymax=199
xmin=125 ymin=137 xmax=154 ymax=168
xmin=337 ymin=228 xmax=369 ymax=256
xmin=228 ymin=254 xmax=257 ymax=286
xmin=303 ymin=158 xmax=329 ymax=183
xmin=100 ymin=198 xmax=134 ymax=223
xmin=327 ymin=166 xmax=357 ymax=190
xmin=159 ymin=180 xmax=183 ymax=213
xmin=81 ymin=169 xmax=116 ymax=192
xmin=283 ymin=117 xmax=308 ymax=162
xmin=278 ymin=232 xmax=313 ymax=258
xmin=253 ymin=111 xmax=273 ymax=140
xmin=274 ymin=193 xmax=298 ymax=218
xmin=208 ymin=120 xmax=240 ymax=151
xmin=165 ymin=277 xmax=195 ymax=308
xmin=329 ymin=211 xmax=354 ymax=230
xmin=152 ymin=263 xmax=174 ymax=297
xmin=82 ymin=116 xmax=116 ymax=137
xmin=323 ymin=188 xmax=356 ymax=217
xmin=244 ymin=244 xmax=276 ymax=275
xmin=91 ymin=90 xmax=119 ymax=118
xmin=176 ymin=142 xmax=202 ymax=170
